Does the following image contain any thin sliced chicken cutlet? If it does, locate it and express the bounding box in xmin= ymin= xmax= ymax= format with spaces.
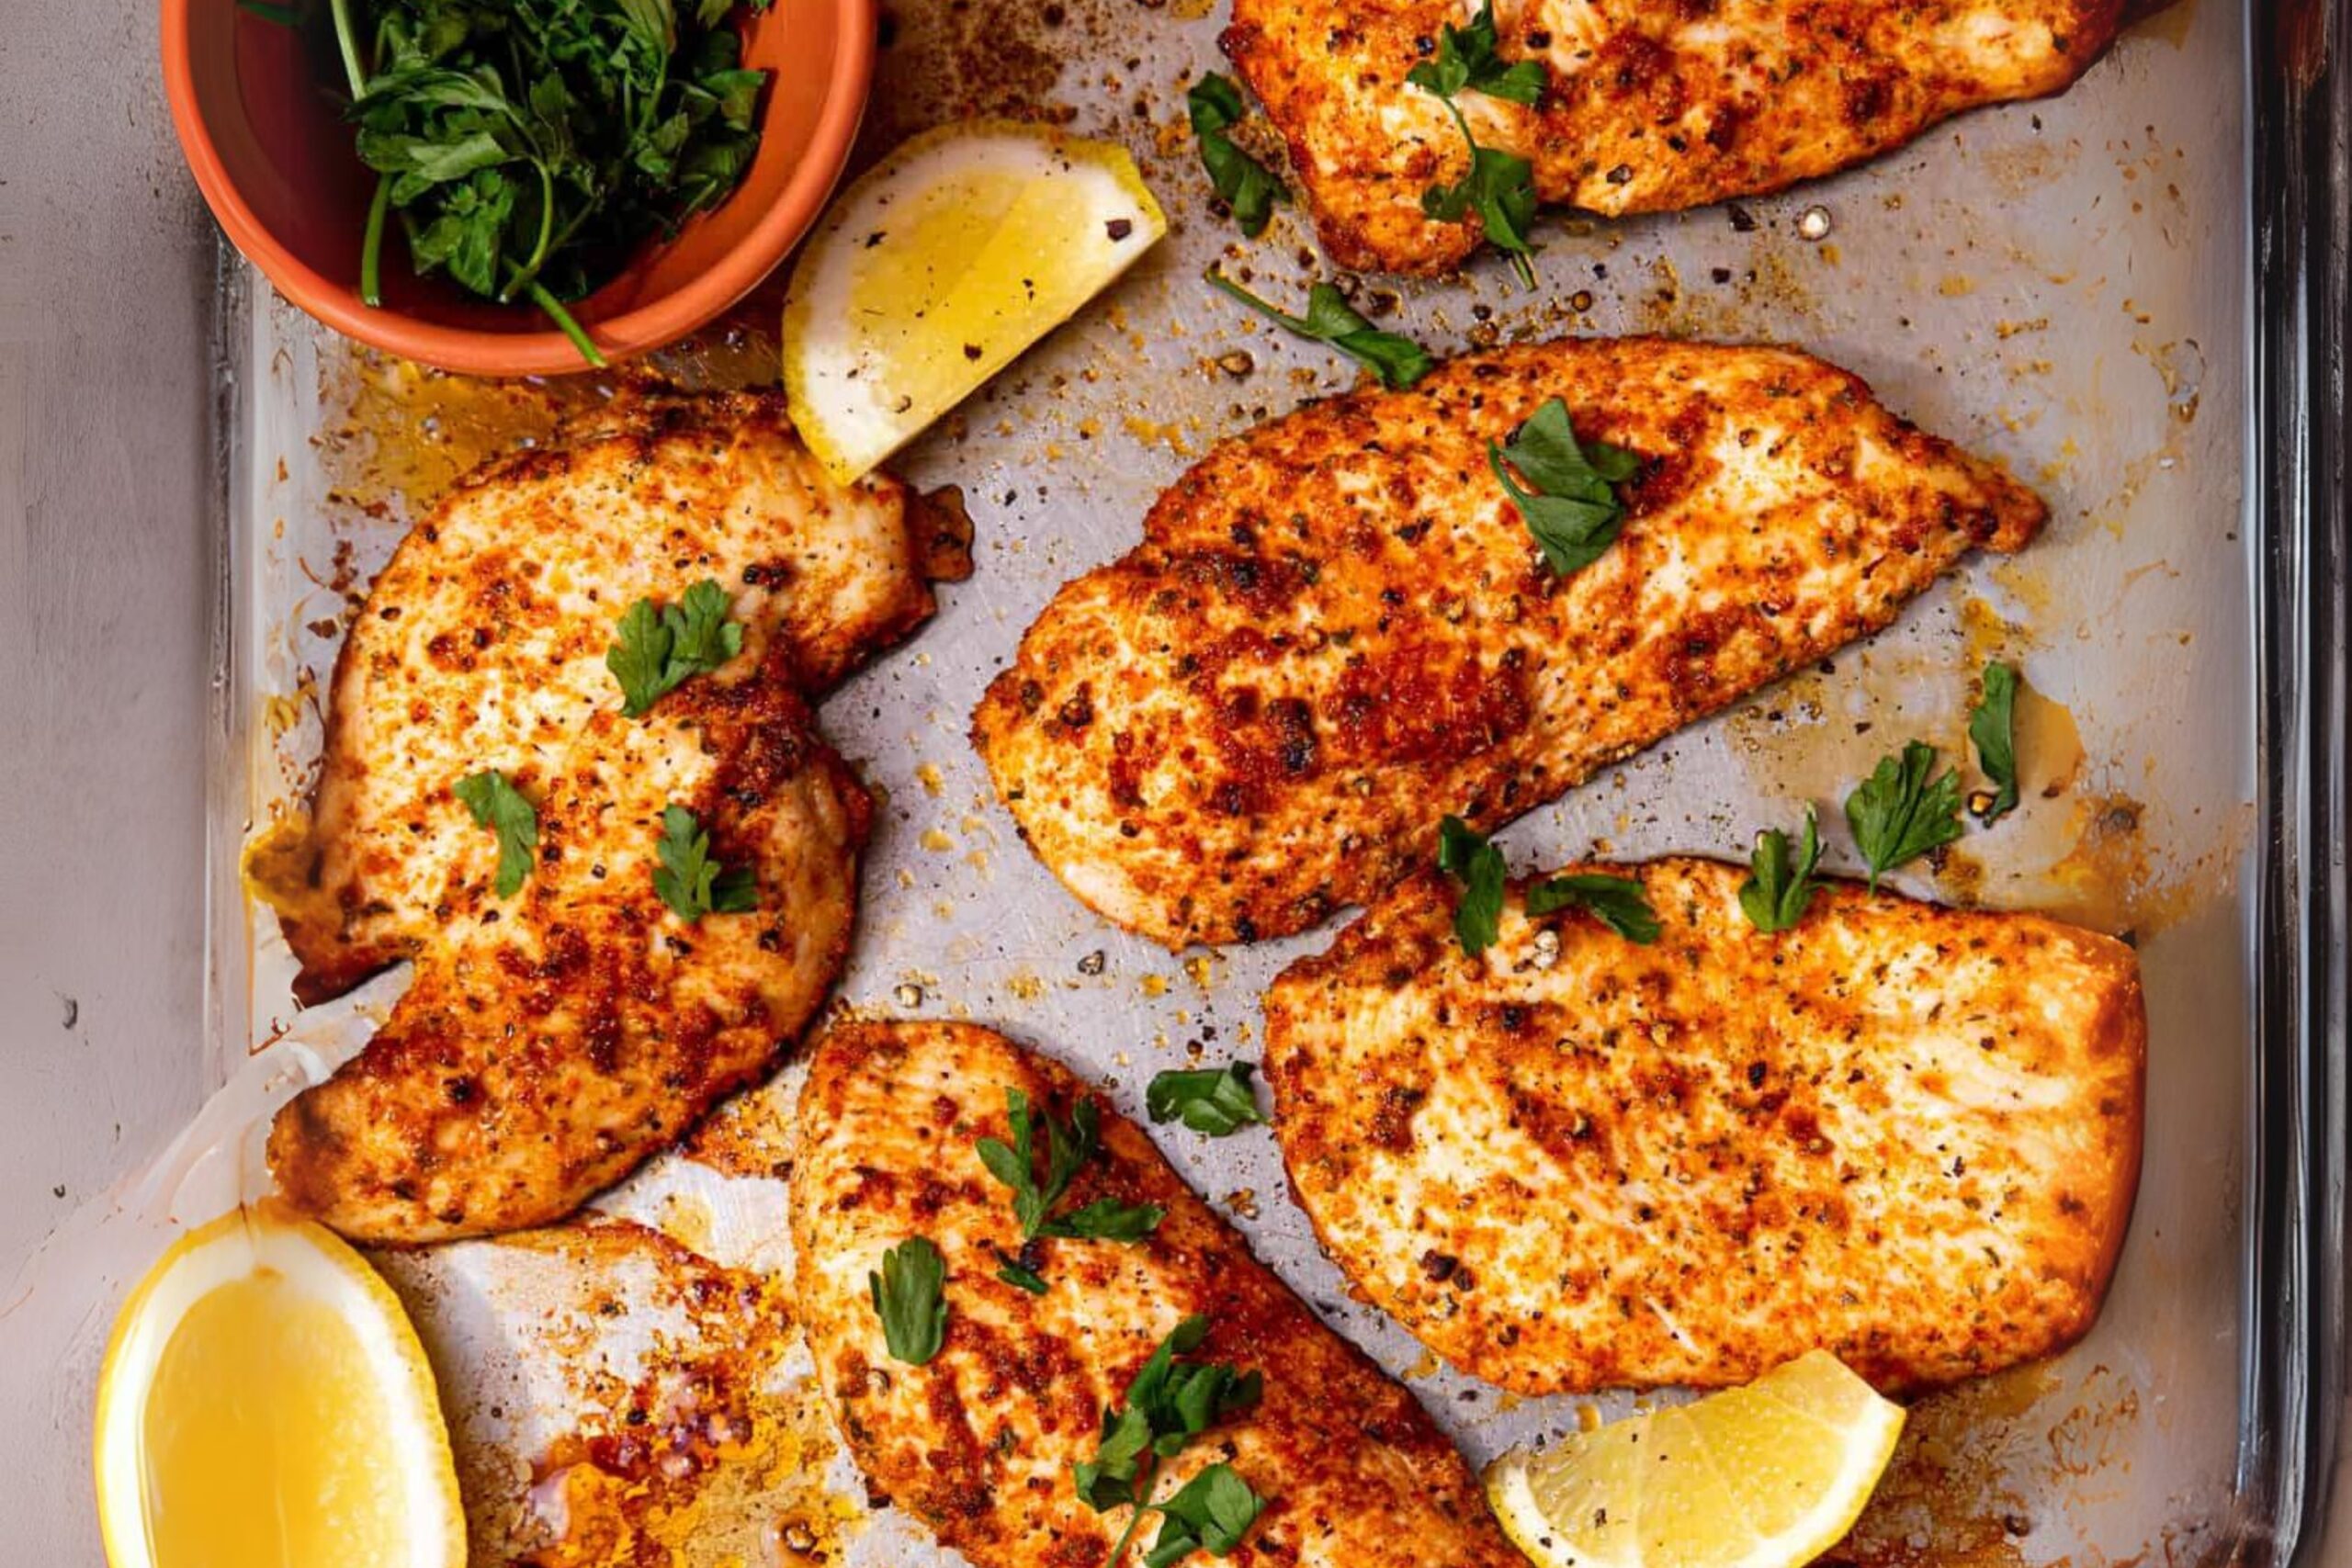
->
xmin=1262 ymin=858 xmax=2145 ymax=1395
xmin=264 ymin=392 xmax=963 ymax=1244
xmin=791 ymin=1021 xmax=1521 ymax=1568
xmin=973 ymin=339 xmax=2042 ymax=949
xmin=272 ymin=647 xmax=866 ymax=1243
xmin=276 ymin=389 xmax=959 ymax=1005
xmin=1224 ymin=0 xmax=2124 ymax=274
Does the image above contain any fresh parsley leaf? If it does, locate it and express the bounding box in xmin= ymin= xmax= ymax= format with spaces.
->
xmin=1076 ymin=1314 xmax=1265 ymax=1566
xmin=992 ymin=1247 xmax=1048 ymax=1295
xmin=1146 ymin=1063 xmax=1267 ymax=1137
xmin=1403 ymin=0 xmax=1546 ymax=105
xmin=1420 ymin=129 xmax=1540 ymax=281
xmin=1404 ymin=0 xmax=1547 ymax=282
xmin=1525 ymin=873 xmax=1659 ymax=942
xmin=1970 ymin=661 xmax=2021 ymax=821
xmin=1488 ymin=399 xmax=1643 ymax=576
xmin=867 ymin=1236 xmax=948 ymax=1366
xmin=1188 ymin=74 xmax=1286 ymax=238
xmin=1437 ymin=814 xmax=1507 ymax=956
xmin=1739 ymin=807 xmax=1822 ymax=933
xmin=651 ymin=803 xmax=758 ymax=921
xmin=1075 ymin=1404 xmax=1159 ymax=1511
xmin=976 ymin=1088 xmax=1080 ymax=1236
xmin=453 ymin=768 xmax=537 ymax=898
xmin=607 ymin=580 xmax=744 ymax=717
xmin=606 ymin=599 xmax=677 ymax=715
xmin=1143 ymin=1465 xmax=1268 ymax=1568
xmin=976 ymin=1089 xmax=1166 ymax=1245
xmin=666 ymin=578 xmax=741 ymax=671
xmin=1057 ymin=1196 xmax=1170 ymax=1242
xmin=1845 ymin=741 xmax=1966 ymax=891
xmin=1204 ymin=269 xmax=1433 ymax=390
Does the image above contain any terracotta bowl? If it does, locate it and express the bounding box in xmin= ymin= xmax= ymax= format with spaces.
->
xmin=162 ymin=0 xmax=874 ymax=376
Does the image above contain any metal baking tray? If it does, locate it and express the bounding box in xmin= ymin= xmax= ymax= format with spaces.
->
xmin=7 ymin=0 xmax=2344 ymax=1562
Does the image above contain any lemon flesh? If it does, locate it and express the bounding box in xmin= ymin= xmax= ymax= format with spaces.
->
xmin=94 ymin=1208 xmax=464 ymax=1568
xmin=1484 ymin=1351 xmax=1905 ymax=1568
xmin=784 ymin=118 xmax=1166 ymax=482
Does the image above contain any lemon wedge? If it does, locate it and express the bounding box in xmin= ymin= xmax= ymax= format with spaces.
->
xmin=93 ymin=1206 xmax=465 ymax=1568
xmin=1484 ymin=1351 xmax=1905 ymax=1568
xmin=783 ymin=118 xmax=1167 ymax=482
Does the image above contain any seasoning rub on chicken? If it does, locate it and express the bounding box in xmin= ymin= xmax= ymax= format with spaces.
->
xmin=1224 ymin=0 xmax=2125 ymax=274
xmin=790 ymin=1021 xmax=1522 ymax=1568
xmin=262 ymin=392 xmax=968 ymax=1245
xmin=974 ymin=338 xmax=2043 ymax=950
xmin=1262 ymin=857 xmax=2146 ymax=1395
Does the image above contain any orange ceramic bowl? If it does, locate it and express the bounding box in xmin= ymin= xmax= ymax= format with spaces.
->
xmin=162 ymin=0 xmax=874 ymax=376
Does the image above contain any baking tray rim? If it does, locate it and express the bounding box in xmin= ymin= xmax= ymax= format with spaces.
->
xmin=185 ymin=1 xmax=2352 ymax=1562
xmin=2238 ymin=0 xmax=2348 ymax=1562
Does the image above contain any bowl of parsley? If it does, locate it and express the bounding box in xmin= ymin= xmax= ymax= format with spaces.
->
xmin=163 ymin=0 xmax=874 ymax=374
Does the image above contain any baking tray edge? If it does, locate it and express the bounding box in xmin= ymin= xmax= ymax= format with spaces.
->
xmin=2244 ymin=0 xmax=2348 ymax=1561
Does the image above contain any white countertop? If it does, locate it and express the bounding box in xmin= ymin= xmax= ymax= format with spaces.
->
xmin=0 ymin=1 xmax=2338 ymax=1563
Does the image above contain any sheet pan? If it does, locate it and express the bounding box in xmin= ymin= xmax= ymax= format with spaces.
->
xmin=7 ymin=0 xmax=2344 ymax=1562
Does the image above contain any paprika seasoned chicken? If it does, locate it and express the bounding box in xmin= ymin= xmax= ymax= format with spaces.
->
xmin=974 ymin=339 xmax=2043 ymax=949
xmin=262 ymin=391 xmax=967 ymax=1245
xmin=1224 ymin=0 xmax=2126 ymax=274
xmin=791 ymin=1021 xmax=1521 ymax=1568
xmin=1262 ymin=858 xmax=2146 ymax=1395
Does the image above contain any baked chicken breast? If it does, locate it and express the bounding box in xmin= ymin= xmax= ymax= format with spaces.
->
xmin=1224 ymin=0 xmax=2126 ymax=274
xmin=1261 ymin=857 xmax=2145 ymax=1394
xmin=263 ymin=392 xmax=964 ymax=1244
xmin=974 ymin=339 xmax=2042 ymax=949
xmin=791 ymin=1021 xmax=1521 ymax=1568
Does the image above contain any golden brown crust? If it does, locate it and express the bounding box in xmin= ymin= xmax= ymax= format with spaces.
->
xmin=277 ymin=389 xmax=936 ymax=999
xmin=264 ymin=392 xmax=940 ymax=1244
xmin=1224 ymin=0 xmax=2127 ymax=274
xmin=1261 ymin=858 xmax=2146 ymax=1395
xmin=790 ymin=1021 xmax=1522 ymax=1568
xmin=973 ymin=338 xmax=2043 ymax=949
xmin=269 ymin=640 xmax=871 ymax=1245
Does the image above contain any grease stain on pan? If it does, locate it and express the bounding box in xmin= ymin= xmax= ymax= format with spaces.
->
xmin=377 ymin=1216 xmax=853 ymax=1568
xmin=1838 ymin=1361 xmax=2159 ymax=1568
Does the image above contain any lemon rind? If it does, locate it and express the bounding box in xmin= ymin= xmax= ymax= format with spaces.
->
xmin=782 ymin=118 xmax=1167 ymax=485
xmin=92 ymin=1206 xmax=466 ymax=1568
xmin=1481 ymin=1354 xmax=1905 ymax=1568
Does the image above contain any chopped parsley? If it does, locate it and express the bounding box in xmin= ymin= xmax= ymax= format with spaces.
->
xmin=977 ymin=1089 xmax=1166 ymax=1248
xmin=1738 ymin=807 xmax=1823 ymax=933
xmin=1525 ymin=872 xmax=1659 ymax=942
xmin=1074 ymin=1314 xmax=1267 ymax=1567
xmin=1188 ymin=74 xmax=1285 ymax=237
xmin=1405 ymin=0 xmax=1545 ymax=283
xmin=1488 ymin=399 xmax=1642 ymax=577
xmin=331 ymin=0 xmax=776 ymax=363
xmin=1845 ymin=741 xmax=1966 ymax=891
xmin=867 ymin=1236 xmax=948 ymax=1365
xmin=1437 ymin=813 xmax=1508 ymax=956
xmin=1204 ymin=269 xmax=1433 ymax=390
xmin=453 ymin=767 xmax=537 ymax=898
xmin=606 ymin=580 xmax=743 ymax=718
xmin=1145 ymin=1063 xmax=1266 ymax=1137
xmin=1969 ymin=661 xmax=2021 ymax=822
xmin=651 ymin=803 xmax=757 ymax=921
xmin=992 ymin=1247 xmax=1049 ymax=1295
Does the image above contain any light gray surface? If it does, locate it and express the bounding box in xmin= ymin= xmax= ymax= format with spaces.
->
xmin=0 ymin=3 xmax=2346 ymax=1568
xmin=0 ymin=0 xmax=220 ymax=1558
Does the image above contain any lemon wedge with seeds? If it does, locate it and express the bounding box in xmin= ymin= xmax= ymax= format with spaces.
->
xmin=783 ymin=118 xmax=1166 ymax=483
xmin=1484 ymin=1351 xmax=1905 ymax=1568
xmin=94 ymin=1206 xmax=464 ymax=1568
